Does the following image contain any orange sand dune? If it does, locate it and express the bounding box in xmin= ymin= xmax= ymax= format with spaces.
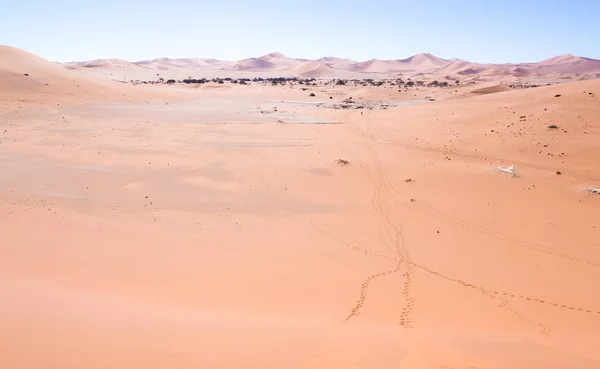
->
xmin=230 ymin=52 xmax=304 ymax=71
xmin=348 ymin=53 xmax=448 ymax=74
xmin=290 ymin=61 xmax=335 ymax=77
xmin=397 ymin=52 xmax=448 ymax=69
xmin=1 ymin=47 xmax=600 ymax=369
xmin=65 ymin=50 xmax=600 ymax=81
xmin=430 ymin=59 xmax=475 ymax=74
xmin=429 ymin=55 xmax=600 ymax=81
xmin=533 ymin=54 xmax=600 ymax=75
xmin=455 ymin=83 xmax=514 ymax=98
xmin=348 ymin=59 xmax=402 ymax=73
xmin=0 ymin=45 xmax=178 ymax=105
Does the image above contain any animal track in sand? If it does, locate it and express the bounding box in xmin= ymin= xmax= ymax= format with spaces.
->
xmin=314 ymin=168 xmax=591 ymax=335
xmin=322 ymin=112 xmax=598 ymax=333
xmin=367 ymin=134 xmax=600 ymax=269
xmin=342 ymin=269 xmax=398 ymax=322
xmin=315 ymin=225 xmax=600 ymax=321
xmin=413 ymin=262 xmax=599 ymax=320
xmin=411 ymin=200 xmax=600 ymax=268
xmin=362 ymin=116 xmax=421 ymax=327
xmin=310 ymin=218 xmax=392 ymax=260
xmin=319 ymin=116 xmax=416 ymax=326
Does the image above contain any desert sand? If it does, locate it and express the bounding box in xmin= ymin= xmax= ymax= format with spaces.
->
xmin=1 ymin=45 xmax=600 ymax=369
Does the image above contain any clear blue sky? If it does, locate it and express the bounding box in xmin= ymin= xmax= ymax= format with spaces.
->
xmin=1 ymin=0 xmax=598 ymax=63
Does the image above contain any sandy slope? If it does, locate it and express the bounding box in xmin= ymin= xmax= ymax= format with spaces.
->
xmin=347 ymin=54 xmax=448 ymax=74
xmin=230 ymin=52 xmax=305 ymax=71
xmin=0 ymin=46 xmax=177 ymax=106
xmin=534 ymin=54 xmax=600 ymax=75
xmin=454 ymin=84 xmax=514 ymax=98
xmin=318 ymin=56 xmax=358 ymax=69
xmin=290 ymin=61 xmax=335 ymax=77
xmin=429 ymin=55 xmax=600 ymax=82
xmin=1 ymin=48 xmax=600 ymax=368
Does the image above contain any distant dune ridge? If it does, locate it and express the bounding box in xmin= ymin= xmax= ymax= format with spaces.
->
xmin=2 ymin=45 xmax=600 ymax=85
xmin=65 ymin=58 xmax=141 ymax=70
xmin=2 ymin=45 xmax=599 ymax=96
xmin=51 ymin=47 xmax=600 ymax=80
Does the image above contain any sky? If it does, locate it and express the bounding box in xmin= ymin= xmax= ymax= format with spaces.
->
xmin=1 ymin=0 xmax=598 ymax=63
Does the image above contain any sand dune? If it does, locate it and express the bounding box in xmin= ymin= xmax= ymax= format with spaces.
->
xmin=56 ymin=48 xmax=600 ymax=81
xmin=0 ymin=46 xmax=171 ymax=104
xmin=135 ymin=57 xmax=227 ymax=70
xmin=454 ymin=83 xmax=514 ymax=99
xmin=290 ymin=61 xmax=335 ymax=77
xmin=1 ymin=47 xmax=600 ymax=368
xmin=230 ymin=52 xmax=304 ymax=71
xmin=66 ymin=58 xmax=142 ymax=70
xmin=397 ymin=52 xmax=448 ymax=69
xmin=532 ymin=54 xmax=600 ymax=75
xmin=318 ymin=56 xmax=358 ymax=68
xmin=427 ymin=55 xmax=600 ymax=81
xmin=430 ymin=59 xmax=473 ymax=74
xmin=230 ymin=58 xmax=278 ymax=71
xmin=1 ymin=45 xmax=77 ymax=78
xmin=0 ymin=45 xmax=107 ymax=101
xmin=347 ymin=54 xmax=449 ymax=74
xmin=348 ymin=59 xmax=403 ymax=73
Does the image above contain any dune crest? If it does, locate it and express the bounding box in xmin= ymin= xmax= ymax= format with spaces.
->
xmin=54 ymin=47 xmax=600 ymax=80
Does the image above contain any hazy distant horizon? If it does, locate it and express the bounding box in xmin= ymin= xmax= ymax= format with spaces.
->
xmin=2 ymin=0 xmax=599 ymax=63
xmin=50 ymin=50 xmax=597 ymax=66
